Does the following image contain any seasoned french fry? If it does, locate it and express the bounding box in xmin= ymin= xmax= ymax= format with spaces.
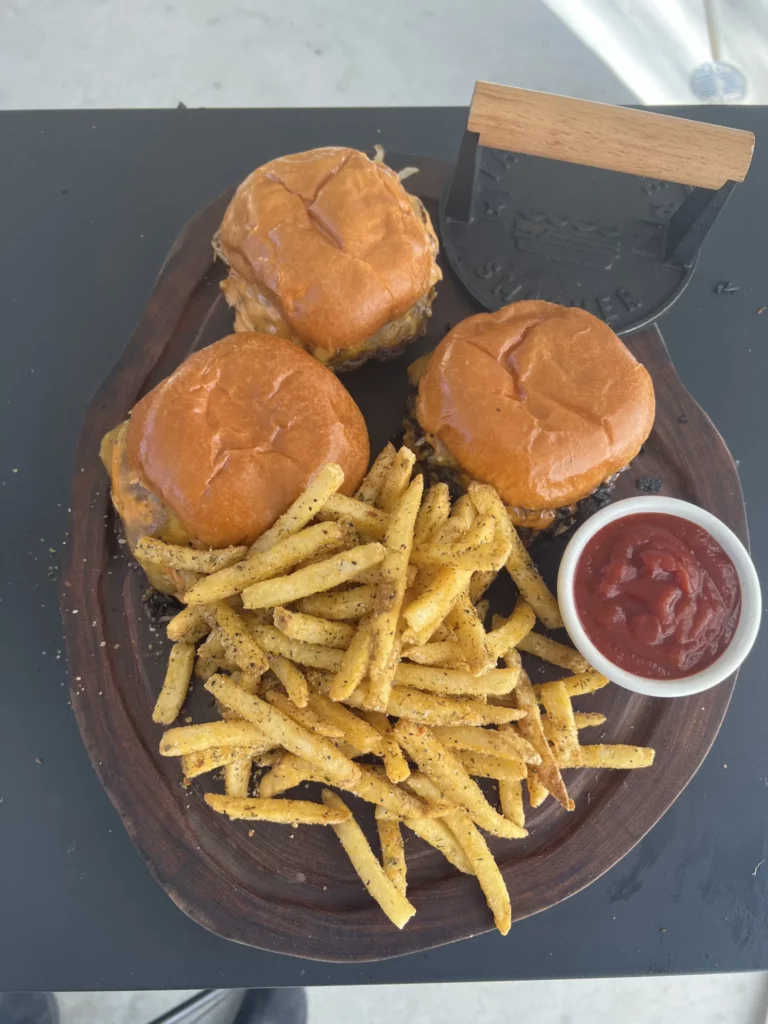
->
xmin=304 ymin=691 xmax=385 ymax=755
xmin=160 ymin=720 xmax=270 ymax=757
xmin=267 ymin=754 xmax=429 ymax=819
xmin=512 ymin=666 xmax=573 ymax=812
xmin=347 ymin=566 xmax=382 ymax=587
xmin=215 ymin=602 xmax=269 ymax=676
xmin=431 ymin=515 xmax=470 ymax=548
xmin=496 ymin=723 xmax=542 ymax=764
xmin=402 ymin=567 xmax=471 ymax=640
xmin=412 ymin=540 xmax=508 ymax=573
xmin=541 ymin=711 xmax=607 ymax=743
xmin=195 ymin=655 xmax=223 ymax=683
xmin=358 ymin=710 xmax=410 ymax=783
xmin=336 ymin=741 xmax=364 ymax=759
xmin=258 ymin=751 xmax=311 ymax=798
xmin=413 ymin=482 xmax=451 ymax=547
xmin=319 ymin=673 xmax=525 ymax=727
xmin=457 ymin=750 xmax=527 ymax=781
xmin=192 ymin=653 xmax=221 ymax=683
xmin=395 ymin=662 xmax=519 ymax=697
xmin=505 ymin=526 xmax=563 ymax=630
xmin=204 ymin=675 xmax=360 ymax=787
xmin=558 ymin=745 xmax=655 ymax=770
xmin=537 ymin=680 xmax=579 ymax=763
xmin=166 ymin=604 xmax=211 ymax=643
xmin=403 ymin=770 xmax=450 ymax=806
xmin=224 ymin=757 xmax=252 ymax=798
xmin=451 ymin=509 xmax=496 ymax=548
xmin=574 ymin=712 xmax=607 ymax=728
xmin=241 ymin=608 xmax=274 ymax=627
xmin=356 ymin=443 xmax=396 ymax=505
xmin=263 ymin=687 xmax=343 ymax=739
xmin=135 ymin=536 xmax=248 ymax=574
xmin=367 ymin=769 xmax=455 ymax=820
xmin=445 ymin=591 xmax=494 ymax=675
xmin=181 ymin=744 xmax=268 ymax=781
xmin=197 ymin=630 xmax=225 ymax=662
xmin=469 ymin=569 xmax=497 ymax=604
xmin=394 ymin=722 xmax=527 ymax=839
xmin=467 ymin=481 xmax=506 ymax=522
xmin=517 ymin=632 xmax=589 ymax=674
xmin=527 ymin=771 xmax=549 ymax=808
xmin=329 ymin=620 xmax=372 ymax=701
xmin=242 ymin=543 xmax=386 ymax=609
xmin=468 ymin=483 xmax=515 ymax=573
xmin=255 ymin=750 xmax=281 ymax=768
xmin=236 ymin=671 xmax=261 ymax=695
xmin=377 ymin=446 xmax=416 ymax=513
xmin=387 ymin=687 xmax=525 ymax=727
xmin=321 ymin=790 xmax=417 ymax=929
xmin=207 ymin=793 xmax=350 ymax=825
xmin=402 ymin=817 xmax=474 ymax=875
xmin=152 ymin=642 xmax=195 ymax=724
xmin=376 ymin=815 xmax=407 ymax=895
xmin=273 ymin=606 xmax=355 ymax=650
xmin=411 ymin=509 xmax=500 ymax=569
xmin=474 ymin=598 xmax=490 ymax=625
xmin=444 ymin=809 xmax=512 ymax=935
xmin=449 ymin=493 xmax=474 ymax=527
xmin=499 ymin=778 xmax=525 ymax=829
xmin=184 ymin=522 xmax=348 ymax=604
xmin=537 ymin=670 xmax=610 ymax=699
xmin=432 ymin=725 xmax=540 ymax=765
xmin=352 ymin=564 xmax=418 ymax=590
xmin=486 ymin=597 xmax=536 ymax=659
xmin=250 ymin=463 xmax=345 ymax=553
xmin=368 ymin=475 xmax=424 ymax=710
xmin=248 ymin=624 xmax=344 ymax=672
xmin=401 ymin=775 xmax=476 ymax=873
xmin=402 ymin=640 xmax=467 ymax=668
xmin=318 ymin=494 xmax=390 ymax=540
xmin=267 ymin=653 xmax=309 ymax=708
xmin=430 ymin=622 xmax=457 ymax=643
xmin=297 ymin=585 xmax=376 ymax=621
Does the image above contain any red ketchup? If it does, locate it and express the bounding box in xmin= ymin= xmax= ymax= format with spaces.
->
xmin=573 ymin=513 xmax=741 ymax=679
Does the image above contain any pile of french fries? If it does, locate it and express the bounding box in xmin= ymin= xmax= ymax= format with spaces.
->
xmin=139 ymin=444 xmax=655 ymax=935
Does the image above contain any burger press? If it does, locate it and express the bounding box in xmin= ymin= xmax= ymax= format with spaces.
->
xmin=439 ymin=82 xmax=754 ymax=334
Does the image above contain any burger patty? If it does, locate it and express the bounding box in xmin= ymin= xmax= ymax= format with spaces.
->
xmin=218 ymin=272 xmax=437 ymax=371
xmin=402 ymin=402 xmax=619 ymax=546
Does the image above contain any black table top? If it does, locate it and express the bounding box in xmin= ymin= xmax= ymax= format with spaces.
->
xmin=1 ymin=105 xmax=766 ymax=993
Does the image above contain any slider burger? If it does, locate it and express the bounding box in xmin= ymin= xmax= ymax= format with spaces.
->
xmin=406 ymin=300 xmax=655 ymax=535
xmin=215 ymin=147 xmax=442 ymax=370
xmin=100 ymin=333 xmax=369 ymax=595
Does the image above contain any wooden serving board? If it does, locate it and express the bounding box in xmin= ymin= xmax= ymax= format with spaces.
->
xmin=62 ymin=157 xmax=747 ymax=962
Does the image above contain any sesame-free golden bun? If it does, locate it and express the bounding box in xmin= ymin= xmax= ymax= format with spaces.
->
xmin=216 ymin=147 xmax=442 ymax=369
xmin=416 ymin=301 xmax=655 ymax=513
xmin=103 ymin=333 xmax=370 ymax=563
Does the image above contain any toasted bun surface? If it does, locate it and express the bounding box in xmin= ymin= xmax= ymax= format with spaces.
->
xmin=416 ymin=301 xmax=655 ymax=510
xmin=124 ymin=333 xmax=369 ymax=548
xmin=218 ymin=147 xmax=440 ymax=354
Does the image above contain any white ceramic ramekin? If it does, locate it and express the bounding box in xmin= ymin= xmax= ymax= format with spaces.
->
xmin=557 ymin=496 xmax=761 ymax=697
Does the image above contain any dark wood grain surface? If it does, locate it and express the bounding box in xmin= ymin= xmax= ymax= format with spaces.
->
xmin=61 ymin=157 xmax=746 ymax=962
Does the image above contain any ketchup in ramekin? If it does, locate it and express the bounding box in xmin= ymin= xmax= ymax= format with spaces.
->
xmin=573 ymin=513 xmax=741 ymax=680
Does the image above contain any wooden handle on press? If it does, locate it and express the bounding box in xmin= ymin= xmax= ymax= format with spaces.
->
xmin=468 ymin=82 xmax=754 ymax=190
